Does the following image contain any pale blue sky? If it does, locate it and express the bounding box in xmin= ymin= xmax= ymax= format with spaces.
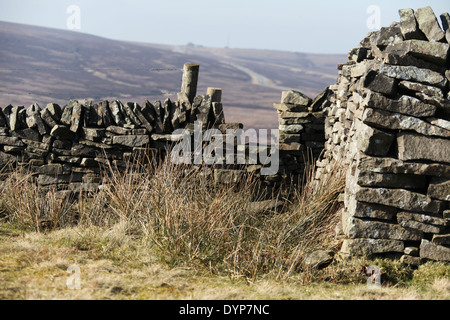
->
xmin=0 ymin=0 xmax=448 ymax=54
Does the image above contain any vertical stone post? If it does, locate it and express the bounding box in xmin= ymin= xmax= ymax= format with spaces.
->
xmin=207 ymin=88 xmax=225 ymax=124
xmin=181 ymin=63 xmax=200 ymax=103
xmin=207 ymin=88 xmax=222 ymax=103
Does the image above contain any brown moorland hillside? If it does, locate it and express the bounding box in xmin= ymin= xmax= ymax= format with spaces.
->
xmin=0 ymin=21 xmax=345 ymax=130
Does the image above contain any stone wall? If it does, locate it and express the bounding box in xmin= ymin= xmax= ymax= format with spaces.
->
xmin=1 ymin=7 xmax=450 ymax=264
xmin=314 ymin=6 xmax=450 ymax=264
xmin=0 ymin=63 xmax=254 ymax=198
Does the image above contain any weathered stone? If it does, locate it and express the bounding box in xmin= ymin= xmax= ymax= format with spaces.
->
xmin=398 ymin=80 xmax=443 ymax=99
xmin=37 ymin=164 xmax=71 ymax=175
xmin=123 ymin=102 xmax=142 ymax=126
xmin=37 ymin=173 xmax=83 ymax=186
xmin=363 ymin=70 xmax=397 ymax=96
xmin=398 ymin=219 xmax=444 ymax=234
xmin=71 ymin=143 xmax=98 ymax=157
xmin=358 ymin=172 xmax=426 ymax=189
xmin=355 ymin=120 xmax=394 ymax=156
xmin=11 ymin=128 xmax=40 ymax=142
xmin=420 ymin=239 xmax=450 ymax=262
xmin=355 ymin=187 xmax=445 ymax=214
xmin=109 ymin=100 xmax=125 ymax=127
xmin=363 ymin=108 xmax=449 ymax=138
xmin=400 ymin=255 xmax=421 ymax=266
xmin=40 ymin=108 xmax=58 ymax=129
xmin=341 ymin=239 xmax=405 ymax=256
xmin=432 ymin=234 xmax=450 ymax=246
xmin=82 ymin=128 xmax=106 ymax=142
xmin=279 ymin=124 xmax=304 ymax=134
xmin=46 ymin=103 xmax=62 ymax=122
xmin=380 ymin=64 xmax=446 ymax=88
xmin=427 ymin=177 xmax=450 ymax=201
xmin=60 ymin=104 xmax=73 ymax=126
xmin=404 ymin=247 xmax=419 ymax=256
xmin=347 ymin=218 xmax=422 ymax=241
xmin=50 ymin=125 xmax=74 ymax=140
xmin=363 ymin=92 xmax=436 ymax=118
xmin=112 ymin=135 xmax=150 ymax=148
xmin=397 ymin=211 xmax=448 ymax=227
xmin=397 ymin=133 xmax=450 ymax=163
xmin=376 ymin=26 xmax=403 ymax=47
xmin=441 ymin=13 xmax=450 ymax=43
xmin=9 ymin=106 xmax=25 ymax=131
xmin=274 ymin=103 xmax=309 ymax=113
xmin=304 ymin=250 xmax=334 ymax=269
xmin=281 ymin=90 xmax=311 ymax=106
xmin=414 ymin=6 xmax=446 ymax=42
xmin=132 ymin=103 xmax=153 ymax=132
xmin=398 ymin=8 xmax=426 ymax=40
xmin=69 ymin=100 xmax=82 ymax=133
xmin=3 ymin=146 xmax=25 ymax=153
xmin=351 ymin=200 xmax=397 ymax=220
xmin=0 ymin=109 xmax=7 ymax=127
xmin=386 ymin=40 xmax=449 ymax=64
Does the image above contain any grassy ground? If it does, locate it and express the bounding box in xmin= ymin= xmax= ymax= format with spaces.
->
xmin=1 ymin=222 xmax=449 ymax=300
xmin=0 ymin=160 xmax=449 ymax=300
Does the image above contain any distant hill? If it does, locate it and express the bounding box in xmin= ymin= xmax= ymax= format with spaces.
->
xmin=0 ymin=21 xmax=346 ymax=130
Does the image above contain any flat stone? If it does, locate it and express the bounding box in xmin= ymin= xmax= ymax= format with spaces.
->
xmin=363 ymin=92 xmax=436 ymax=118
xmin=363 ymin=70 xmax=397 ymax=96
xmin=347 ymin=218 xmax=422 ymax=241
xmin=281 ymin=90 xmax=311 ymax=106
xmin=414 ymin=6 xmax=446 ymax=42
xmin=397 ymin=133 xmax=450 ymax=163
xmin=397 ymin=211 xmax=448 ymax=227
xmin=432 ymin=234 xmax=450 ymax=246
xmin=357 ymin=172 xmax=427 ymax=189
xmin=363 ymin=108 xmax=449 ymax=138
xmin=71 ymin=143 xmax=98 ymax=157
xmin=355 ymin=120 xmax=394 ymax=156
xmin=399 ymin=219 xmax=444 ymax=234
xmin=420 ymin=239 xmax=450 ymax=262
xmin=400 ymin=255 xmax=421 ymax=266
xmin=341 ymin=238 xmax=405 ymax=256
xmin=398 ymin=80 xmax=443 ymax=99
xmin=82 ymin=128 xmax=106 ymax=142
xmin=376 ymin=26 xmax=403 ymax=47
xmin=304 ymin=250 xmax=334 ymax=269
xmin=0 ymin=136 xmax=25 ymax=147
xmin=273 ymin=103 xmax=309 ymax=113
xmin=112 ymin=135 xmax=150 ymax=147
xmin=355 ymin=187 xmax=445 ymax=214
xmin=380 ymin=64 xmax=446 ymax=88
xmin=279 ymin=124 xmax=304 ymax=134
xmin=427 ymin=177 xmax=450 ymax=201
xmin=399 ymin=8 xmax=427 ymax=40
xmin=351 ymin=200 xmax=397 ymax=220
xmin=386 ymin=40 xmax=449 ymax=64
xmin=50 ymin=125 xmax=74 ymax=140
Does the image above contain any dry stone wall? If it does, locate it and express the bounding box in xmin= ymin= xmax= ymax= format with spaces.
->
xmin=1 ymin=7 xmax=450 ymax=264
xmin=315 ymin=7 xmax=450 ymax=264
